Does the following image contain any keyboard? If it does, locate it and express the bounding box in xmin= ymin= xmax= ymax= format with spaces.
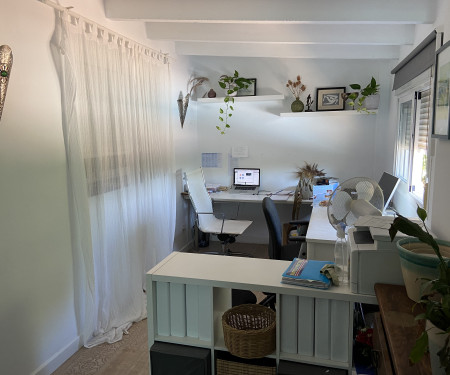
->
xmin=234 ymin=186 xmax=256 ymax=190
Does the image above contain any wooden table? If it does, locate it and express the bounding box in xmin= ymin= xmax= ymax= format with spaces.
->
xmin=374 ymin=283 xmax=431 ymax=375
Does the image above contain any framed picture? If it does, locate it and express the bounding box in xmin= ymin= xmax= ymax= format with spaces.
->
xmin=316 ymin=87 xmax=346 ymax=111
xmin=432 ymin=40 xmax=450 ymax=139
xmin=238 ymin=78 xmax=256 ymax=96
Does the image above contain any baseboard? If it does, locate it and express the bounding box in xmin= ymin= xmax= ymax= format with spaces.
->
xmin=31 ymin=336 xmax=81 ymax=375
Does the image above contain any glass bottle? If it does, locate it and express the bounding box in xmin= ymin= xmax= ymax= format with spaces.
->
xmin=334 ymin=224 xmax=349 ymax=285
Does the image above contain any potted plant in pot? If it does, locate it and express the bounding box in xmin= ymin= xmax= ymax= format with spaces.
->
xmin=216 ymin=70 xmax=252 ymax=134
xmin=292 ymin=162 xmax=325 ymax=220
xmin=389 ymin=207 xmax=450 ymax=374
xmin=342 ymin=76 xmax=380 ymax=113
xmin=286 ymin=75 xmax=307 ymax=112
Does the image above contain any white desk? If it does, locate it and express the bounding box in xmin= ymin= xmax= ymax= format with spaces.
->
xmin=305 ymin=206 xmax=337 ymax=261
xmin=147 ymin=252 xmax=377 ymax=374
xmin=183 ymin=191 xmax=312 ymax=245
xmin=211 ymin=191 xmax=311 ymax=204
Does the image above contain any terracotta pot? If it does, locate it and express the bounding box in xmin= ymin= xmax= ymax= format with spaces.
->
xmin=396 ymin=238 xmax=450 ymax=302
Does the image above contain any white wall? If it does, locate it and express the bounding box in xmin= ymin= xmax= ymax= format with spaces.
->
xmin=191 ymin=57 xmax=394 ymax=187
xmin=187 ymin=56 xmax=395 ymax=242
xmin=428 ymin=0 xmax=450 ymax=240
xmin=0 ymin=1 xmax=193 ymax=374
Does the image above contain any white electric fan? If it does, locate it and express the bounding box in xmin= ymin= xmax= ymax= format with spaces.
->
xmin=326 ymin=177 xmax=384 ymax=283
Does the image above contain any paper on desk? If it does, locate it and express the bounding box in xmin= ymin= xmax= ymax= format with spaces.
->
xmin=354 ymin=215 xmax=394 ymax=229
xmin=269 ymin=195 xmax=290 ymax=201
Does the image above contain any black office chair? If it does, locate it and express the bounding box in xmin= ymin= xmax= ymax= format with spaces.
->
xmin=261 ymin=197 xmax=310 ymax=309
xmin=262 ymin=196 xmax=309 ymax=261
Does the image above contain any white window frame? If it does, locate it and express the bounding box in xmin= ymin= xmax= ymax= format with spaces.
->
xmin=394 ymin=70 xmax=433 ymax=205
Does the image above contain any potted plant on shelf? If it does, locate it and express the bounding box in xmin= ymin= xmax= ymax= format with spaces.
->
xmin=342 ymin=76 xmax=380 ymax=113
xmin=286 ymin=75 xmax=306 ymax=112
xmin=389 ymin=207 xmax=450 ymax=374
xmin=292 ymin=162 xmax=325 ymax=219
xmin=216 ymin=70 xmax=252 ymax=134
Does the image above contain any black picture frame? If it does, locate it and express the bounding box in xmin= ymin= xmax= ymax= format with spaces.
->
xmin=432 ymin=40 xmax=450 ymax=139
xmin=238 ymin=78 xmax=257 ymax=96
xmin=316 ymin=87 xmax=346 ymax=111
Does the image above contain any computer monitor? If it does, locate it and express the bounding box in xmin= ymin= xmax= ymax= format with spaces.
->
xmin=378 ymin=172 xmax=400 ymax=212
xmin=233 ymin=168 xmax=260 ymax=187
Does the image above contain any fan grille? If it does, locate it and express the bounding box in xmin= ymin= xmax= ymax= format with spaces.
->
xmin=327 ymin=177 xmax=384 ymax=229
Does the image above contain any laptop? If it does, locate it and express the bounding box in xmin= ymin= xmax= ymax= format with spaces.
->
xmin=230 ymin=168 xmax=260 ymax=194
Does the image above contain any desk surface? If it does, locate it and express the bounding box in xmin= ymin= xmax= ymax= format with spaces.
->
xmin=374 ymin=284 xmax=431 ymax=375
xmin=306 ymin=206 xmax=336 ymax=243
xmin=183 ymin=190 xmax=313 ymax=205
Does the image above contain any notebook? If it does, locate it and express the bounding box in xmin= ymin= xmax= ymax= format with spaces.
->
xmin=230 ymin=168 xmax=260 ymax=194
xmin=281 ymin=258 xmax=333 ymax=289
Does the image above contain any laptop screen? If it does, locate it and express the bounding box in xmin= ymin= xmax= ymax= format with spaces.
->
xmin=233 ymin=168 xmax=260 ymax=186
xmin=378 ymin=172 xmax=400 ymax=211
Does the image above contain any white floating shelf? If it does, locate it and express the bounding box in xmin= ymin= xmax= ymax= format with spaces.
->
xmin=279 ymin=110 xmax=378 ymax=117
xmin=197 ymin=88 xmax=284 ymax=103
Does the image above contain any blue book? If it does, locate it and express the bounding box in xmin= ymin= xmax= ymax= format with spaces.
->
xmin=281 ymin=258 xmax=333 ymax=289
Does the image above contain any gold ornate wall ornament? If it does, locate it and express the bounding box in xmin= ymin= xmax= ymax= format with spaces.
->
xmin=0 ymin=45 xmax=13 ymax=121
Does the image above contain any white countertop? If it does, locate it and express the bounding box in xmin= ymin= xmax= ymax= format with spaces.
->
xmin=148 ymin=251 xmax=378 ymax=304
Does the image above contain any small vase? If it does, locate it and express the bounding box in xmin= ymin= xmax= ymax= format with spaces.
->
xmin=291 ymin=98 xmax=304 ymax=112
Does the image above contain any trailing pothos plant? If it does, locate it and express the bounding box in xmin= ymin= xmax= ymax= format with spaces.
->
xmin=217 ymin=71 xmax=252 ymax=134
xmin=344 ymin=76 xmax=380 ymax=113
xmin=389 ymin=206 xmax=450 ymax=372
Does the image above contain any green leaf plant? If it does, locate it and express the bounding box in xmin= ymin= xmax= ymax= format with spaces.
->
xmin=216 ymin=70 xmax=252 ymax=134
xmin=344 ymin=76 xmax=380 ymax=114
xmin=389 ymin=206 xmax=450 ymax=372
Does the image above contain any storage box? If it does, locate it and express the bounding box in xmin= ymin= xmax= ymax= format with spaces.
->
xmin=150 ymin=342 xmax=211 ymax=375
xmin=216 ymin=352 xmax=276 ymax=375
xmin=277 ymin=360 xmax=347 ymax=374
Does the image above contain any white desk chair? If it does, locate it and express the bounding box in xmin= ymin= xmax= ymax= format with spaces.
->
xmin=185 ymin=168 xmax=252 ymax=256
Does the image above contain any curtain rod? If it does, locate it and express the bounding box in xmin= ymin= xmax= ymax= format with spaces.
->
xmin=38 ymin=0 xmax=173 ymax=63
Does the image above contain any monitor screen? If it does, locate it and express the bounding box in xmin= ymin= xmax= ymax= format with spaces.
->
xmin=378 ymin=172 xmax=400 ymax=211
xmin=233 ymin=168 xmax=260 ymax=186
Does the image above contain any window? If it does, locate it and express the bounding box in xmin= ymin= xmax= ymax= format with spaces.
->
xmin=395 ymin=87 xmax=431 ymax=203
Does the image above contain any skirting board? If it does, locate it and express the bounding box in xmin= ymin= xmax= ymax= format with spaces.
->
xmin=31 ymin=336 xmax=81 ymax=375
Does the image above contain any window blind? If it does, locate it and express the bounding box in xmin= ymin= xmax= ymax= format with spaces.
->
xmin=417 ymin=89 xmax=431 ymax=150
xmin=391 ymin=31 xmax=437 ymax=90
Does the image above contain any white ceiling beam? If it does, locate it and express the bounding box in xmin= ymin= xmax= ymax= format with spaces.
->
xmin=146 ymin=23 xmax=415 ymax=45
xmin=174 ymin=42 xmax=400 ymax=59
xmin=105 ymin=0 xmax=436 ymax=23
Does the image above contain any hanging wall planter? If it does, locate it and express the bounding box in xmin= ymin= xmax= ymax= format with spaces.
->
xmin=0 ymin=45 xmax=13 ymax=121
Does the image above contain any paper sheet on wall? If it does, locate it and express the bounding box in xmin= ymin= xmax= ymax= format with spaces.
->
xmin=232 ymin=145 xmax=248 ymax=158
xmin=202 ymin=153 xmax=222 ymax=168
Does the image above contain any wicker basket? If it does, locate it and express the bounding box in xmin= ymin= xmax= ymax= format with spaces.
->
xmin=222 ymin=304 xmax=276 ymax=359
xmin=216 ymin=358 xmax=276 ymax=375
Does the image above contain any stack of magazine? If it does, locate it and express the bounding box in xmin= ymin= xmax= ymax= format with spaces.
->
xmin=281 ymin=258 xmax=333 ymax=289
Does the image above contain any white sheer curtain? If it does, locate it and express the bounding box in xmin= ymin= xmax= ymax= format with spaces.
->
xmin=50 ymin=10 xmax=175 ymax=347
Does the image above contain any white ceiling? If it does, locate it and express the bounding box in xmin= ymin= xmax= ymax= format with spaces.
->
xmin=103 ymin=0 xmax=438 ymax=59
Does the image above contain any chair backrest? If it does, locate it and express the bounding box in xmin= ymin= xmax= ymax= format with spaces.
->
xmin=262 ymin=197 xmax=283 ymax=260
xmin=185 ymin=168 xmax=214 ymax=232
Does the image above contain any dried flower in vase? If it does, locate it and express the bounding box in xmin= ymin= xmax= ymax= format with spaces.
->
xmin=286 ymin=75 xmax=306 ymax=100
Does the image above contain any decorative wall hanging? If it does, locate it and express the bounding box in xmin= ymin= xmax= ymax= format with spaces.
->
xmin=177 ymin=76 xmax=209 ymax=128
xmin=316 ymin=87 xmax=346 ymax=111
xmin=0 ymin=45 xmax=13 ymax=121
xmin=432 ymin=40 xmax=450 ymax=139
